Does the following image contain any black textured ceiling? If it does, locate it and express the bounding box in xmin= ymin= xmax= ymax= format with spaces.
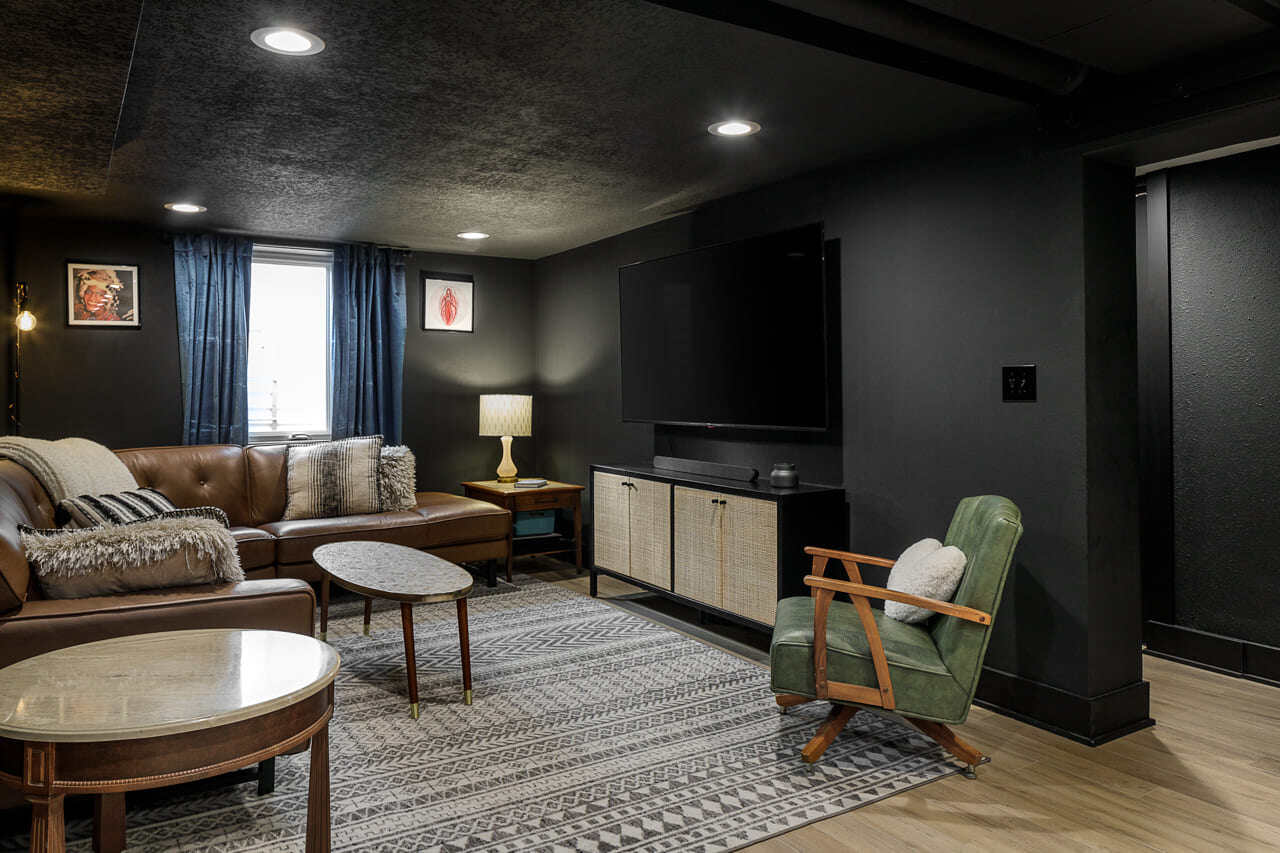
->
xmin=0 ymin=0 xmax=142 ymax=194
xmin=3 ymin=0 xmax=1274 ymax=257
xmin=906 ymin=0 xmax=1269 ymax=74
xmin=3 ymin=0 xmax=1022 ymax=258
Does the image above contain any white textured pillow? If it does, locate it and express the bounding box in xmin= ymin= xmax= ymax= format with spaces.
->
xmin=884 ymin=538 xmax=967 ymax=624
xmin=378 ymin=445 xmax=418 ymax=511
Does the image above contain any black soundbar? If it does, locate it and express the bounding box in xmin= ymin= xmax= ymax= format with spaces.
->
xmin=653 ymin=455 xmax=758 ymax=483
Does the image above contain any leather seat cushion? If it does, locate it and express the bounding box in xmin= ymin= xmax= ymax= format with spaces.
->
xmin=770 ymin=596 xmax=970 ymax=724
xmin=0 ymin=579 xmax=315 ymax=670
xmin=414 ymin=493 xmax=510 ymax=546
xmin=261 ymin=512 xmax=431 ymax=564
xmin=232 ymin=526 xmax=276 ymax=569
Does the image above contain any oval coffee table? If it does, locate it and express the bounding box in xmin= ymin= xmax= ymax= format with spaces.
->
xmin=314 ymin=541 xmax=474 ymax=719
xmin=0 ymin=629 xmax=339 ymax=853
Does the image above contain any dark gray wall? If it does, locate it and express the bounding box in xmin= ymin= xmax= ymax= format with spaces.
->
xmin=11 ymin=217 xmax=184 ymax=448
xmin=7 ymin=217 xmax=538 ymax=486
xmin=404 ymin=252 xmax=536 ymax=493
xmin=1168 ymin=146 xmax=1280 ymax=647
xmin=534 ymin=141 xmax=1145 ymax=734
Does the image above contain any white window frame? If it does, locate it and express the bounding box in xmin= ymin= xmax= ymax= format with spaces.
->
xmin=248 ymin=244 xmax=334 ymax=443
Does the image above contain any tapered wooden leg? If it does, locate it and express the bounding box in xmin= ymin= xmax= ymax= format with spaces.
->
xmin=907 ymin=718 xmax=986 ymax=770
xmin=456 ymin=598 xmax=473 ymax=705
xmin=363 ymin=597 xmax=373 ymax=636
xmin=305 ymin=724 xmax=330 ymax=853
xmin=401 ymin=603 xmax=419 ymax=719
xmin=93 ymin=792 xmax=124 ymax=853
xmin=800 ymin=705 xmax=856 ymax=763
xmin=28 ymin=795 xmax=65 ymax=853
xmin=504 ymin=529 xmax=514 ymax=582
xmin=257 ymin=757 xmax=276 ymax=795
xmin=775 ymin=693 xmax=813 ymax=714
xmin=319 ymin=576 xmax=330 ymax=642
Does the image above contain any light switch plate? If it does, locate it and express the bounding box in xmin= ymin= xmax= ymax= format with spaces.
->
xmin=1003 ymin=364 xmax=1036 ymax=402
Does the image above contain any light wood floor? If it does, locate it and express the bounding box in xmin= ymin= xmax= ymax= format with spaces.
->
xmin=538 ymin=563 xmax=1280 ymax=852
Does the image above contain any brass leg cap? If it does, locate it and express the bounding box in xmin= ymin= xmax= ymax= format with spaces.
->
xmin=363 ymin=624 xmax=371 ymax=636
xmin=319 ymin=631 xmax=327 ymax=642
xmin=410 ymin=702 xmax=420 ymax=720
xmin=464 ymin=689 xmax=473 ymax=706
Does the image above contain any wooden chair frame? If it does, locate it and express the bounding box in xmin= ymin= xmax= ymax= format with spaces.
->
xmin=776 ymin=546 xmax=992 ymax=774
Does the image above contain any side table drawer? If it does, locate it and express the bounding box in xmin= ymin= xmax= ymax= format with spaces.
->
xmin=515 ymin=491 xmax=577 ymax=511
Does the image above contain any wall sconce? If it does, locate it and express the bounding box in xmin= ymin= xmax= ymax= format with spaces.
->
xmin=9 ymin=282 xmax=35 ymax=435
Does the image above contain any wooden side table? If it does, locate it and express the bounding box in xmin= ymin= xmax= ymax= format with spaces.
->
xmin=462 ymin=480 xmax=585 ymax=581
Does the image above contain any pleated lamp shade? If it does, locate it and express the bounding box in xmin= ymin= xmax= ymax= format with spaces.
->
xmin=478 ymin=394 xmax=532 ymax=437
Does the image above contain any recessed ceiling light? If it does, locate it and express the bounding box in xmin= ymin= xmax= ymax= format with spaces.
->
xmin=250 ymin=27 xmax=325 ymax=56
xmin=164 ymin=202 xmax=207 ymax=213
xmin=708 ymin=119 xmax=761 ymax=137
xmin=457 ymin=232 xmax=490 ymax=240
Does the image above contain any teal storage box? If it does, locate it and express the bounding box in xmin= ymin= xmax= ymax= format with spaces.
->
xmin=514 ymin=510 xmax=556 ymax=537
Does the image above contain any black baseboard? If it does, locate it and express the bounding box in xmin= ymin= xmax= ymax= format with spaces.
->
xmin=974 ymin=667 xmax=1153 ymax=746
xmin=1144 ymin=620 xmax=1280 ymax=687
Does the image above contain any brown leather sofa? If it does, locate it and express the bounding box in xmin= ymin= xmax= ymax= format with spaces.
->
xmin=0 ymin=444 xmax=511 ymax=673
xmin=115 ymin=443 xmax=511 ymax=584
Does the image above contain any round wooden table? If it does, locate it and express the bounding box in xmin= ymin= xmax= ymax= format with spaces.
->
xmin=0 ymin=629 xmax=339 ymax=853
xmin=314 ymin=541 xmax=474 ymax=719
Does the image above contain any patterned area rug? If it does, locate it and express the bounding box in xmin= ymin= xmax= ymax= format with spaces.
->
xmin=6 ymin=575 xmax=963 ymax=851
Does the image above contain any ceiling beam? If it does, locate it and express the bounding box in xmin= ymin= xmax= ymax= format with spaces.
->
xmin=642 ymin=0 xmax=1095 ymax=104
xmin=1222 ymin=0 xmax=1280 ymax=27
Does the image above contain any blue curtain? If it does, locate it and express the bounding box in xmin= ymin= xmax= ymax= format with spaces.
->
xmin=331 ymin=245 xmax=407 ymax=443
xmin=172 ymin=234 xmax=252 ymax=445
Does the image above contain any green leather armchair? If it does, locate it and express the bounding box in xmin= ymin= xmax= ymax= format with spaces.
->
xmin=770 ymin=495 xmax=1023 ymax=773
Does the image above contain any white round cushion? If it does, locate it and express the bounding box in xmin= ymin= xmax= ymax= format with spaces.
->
xmin=884 ymin=537 xmax=968 ymax=624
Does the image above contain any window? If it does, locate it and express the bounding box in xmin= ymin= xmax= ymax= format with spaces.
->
xmin=248 ymin=246 xmax=332 ymax=440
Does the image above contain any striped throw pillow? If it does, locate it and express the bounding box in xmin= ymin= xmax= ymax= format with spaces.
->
xmin=58 ymin=488 xmax=179 ymax=528
xmin=283 ymin=435 xmax=383 ymax=520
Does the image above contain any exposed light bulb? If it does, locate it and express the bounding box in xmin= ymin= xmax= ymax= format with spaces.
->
xmin=15 ymin=310 xmax=36 ymax=332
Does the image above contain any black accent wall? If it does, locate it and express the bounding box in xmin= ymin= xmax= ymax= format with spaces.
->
xmin=403 ymin=252 xmax=536 ymax=491
xmin=533 ymin=141 xmax=1148 ymax=743
xmin=4 ymin=215 xmax=537 ymax=493
xmin=1140 ymin=146 xmax=1280 ymax=677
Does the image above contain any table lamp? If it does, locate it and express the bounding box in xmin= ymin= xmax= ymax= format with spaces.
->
xmin=479 ymin=394 xmax=532 ymax=483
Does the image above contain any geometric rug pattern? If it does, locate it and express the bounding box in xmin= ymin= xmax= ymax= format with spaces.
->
xmin=2 ymin=574 xmax=962 ymax=851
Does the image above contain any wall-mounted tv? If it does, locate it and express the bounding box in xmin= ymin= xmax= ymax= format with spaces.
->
xmin=619 ymin=223 xmax=829 ymax=431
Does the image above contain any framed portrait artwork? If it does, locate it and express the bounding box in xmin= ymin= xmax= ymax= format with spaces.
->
xmin=422 ymin=271 xmax=474 ymax=332
xmin=66 ymin=262 xmax=140 ymax=327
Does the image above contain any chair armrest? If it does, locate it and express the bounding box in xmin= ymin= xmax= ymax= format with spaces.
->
xmin=804 ymin=546 xmax=895 ymax=569
xmin=804 ymin=575 xmax=991 ymax=625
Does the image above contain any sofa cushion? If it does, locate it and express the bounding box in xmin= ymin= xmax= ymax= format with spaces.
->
xmin=770 ymin=595 xmax=970 ymax=724
xmin=245 ymin=444 xmax=289 ymax=526
xmin=261 ymin=511 xmax=430 ymax=564
xmin=116 ymin=445 xmax=254 ymax=527
xmin=232 ymin=526 xmax=276 ymax=569
xmin=20 ymin=517 xmax=244 ymax=599
xmin=0 ymin=578 xmax=314 ymax=670
xmin=0 ymin=461 xmax=53 ymax=613
xmin=283 ymin=436 xmax=383 ymax=520
xmin=415 ymin=493 xmax=510 ymax=546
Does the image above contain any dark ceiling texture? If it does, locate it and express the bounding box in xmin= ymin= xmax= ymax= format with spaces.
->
xmin=4 ymin=0 xmax=1280 ymax=258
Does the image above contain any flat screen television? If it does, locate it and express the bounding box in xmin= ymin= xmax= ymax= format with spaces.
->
xmin=619 ymin=223 xmax=828 ymax=431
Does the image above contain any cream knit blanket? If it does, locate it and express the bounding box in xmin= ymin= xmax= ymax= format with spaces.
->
xmin=0 ymin=437 xmax=139 ymax=504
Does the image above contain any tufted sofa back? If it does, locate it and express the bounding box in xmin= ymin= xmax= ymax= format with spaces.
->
xmin=116 ymin=445 xmax=255 ymax=527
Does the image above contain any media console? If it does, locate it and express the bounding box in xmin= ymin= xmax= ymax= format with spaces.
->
xmin=589 ymin=463 xmax=846 ymax=631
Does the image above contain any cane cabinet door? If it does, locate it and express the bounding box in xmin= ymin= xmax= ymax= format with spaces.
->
xmin=720 ymin=495 xmax=779 ymax=625
xmin=627 ymin=477 xmax=671 ymax=590
xmin=673 ymin=486 xmax=723 ymax=607
xmin=592 ymin=472 xmax=630 ymax=575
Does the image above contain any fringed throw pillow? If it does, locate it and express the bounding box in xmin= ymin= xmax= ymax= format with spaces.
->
xmin=20 ymin=516 xmax=243 ymax=599
xmin=283 ymin=435 xmax=383 ymax=520
xmin=379 ymin=445 xmax=417 ymax=512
